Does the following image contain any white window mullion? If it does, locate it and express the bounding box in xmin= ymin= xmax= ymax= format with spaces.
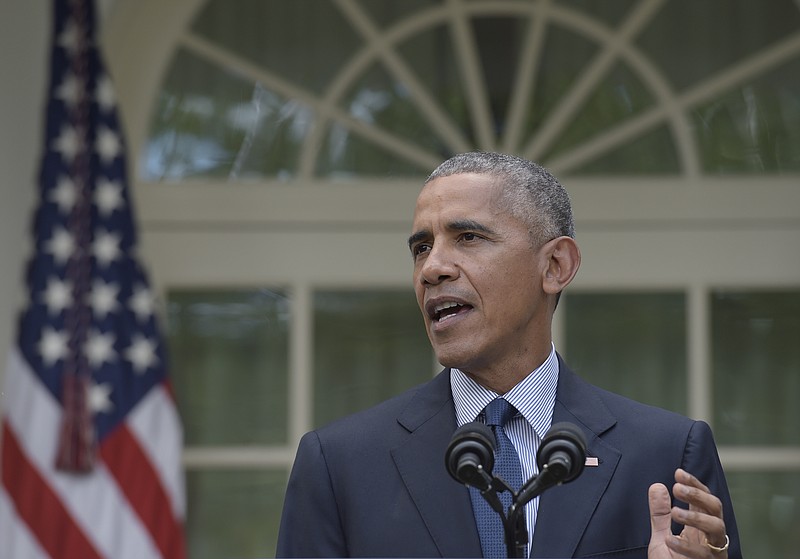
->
xmin=687 ymin=283 xmax=711 ymax=424
xmin=288 ymin=283 xmax=313 ymax=452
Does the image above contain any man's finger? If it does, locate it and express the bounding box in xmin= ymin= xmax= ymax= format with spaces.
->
xmin=672 ymin=505 xmax=726 ymax=540
xmin=675 ymin=468 xmax=709 ymax=492
xmin=674 ymin=469 xmax=724 ymax=518
xmin=648 ymin=483 xmax=673 ymax=541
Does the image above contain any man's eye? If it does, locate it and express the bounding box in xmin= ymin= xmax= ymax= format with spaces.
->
xmin=412 ymin=244 xmax=430 ymax=257
xmin=461 ymin=233 xmax=477 ymax=241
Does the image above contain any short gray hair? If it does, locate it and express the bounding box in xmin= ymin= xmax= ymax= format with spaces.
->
xmin=425 ymin=152 xmax=575 ymax=244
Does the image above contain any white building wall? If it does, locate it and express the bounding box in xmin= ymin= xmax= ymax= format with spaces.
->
xmin=0 ymin=2 xmax=48 ymax=399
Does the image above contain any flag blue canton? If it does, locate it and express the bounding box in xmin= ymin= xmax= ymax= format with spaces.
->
xmin=17 ymin=0 xmax=167 ymax=446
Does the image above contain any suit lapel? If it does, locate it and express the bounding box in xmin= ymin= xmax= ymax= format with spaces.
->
xmin=531 ymin=360 xmax=622 ymax=558
xmin=391 ymin=371 xmax=483 ymax=558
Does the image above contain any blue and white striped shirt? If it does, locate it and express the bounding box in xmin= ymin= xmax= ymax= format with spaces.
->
xmin=450 ymin=345 xmax=559 ymax=555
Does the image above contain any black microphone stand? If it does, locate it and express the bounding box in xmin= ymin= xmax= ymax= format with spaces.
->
xmin=476 ymin=463 xmax=568 ymax=558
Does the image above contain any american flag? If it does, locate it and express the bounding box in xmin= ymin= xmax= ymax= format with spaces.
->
xmin=0 ymin=1 xmax=187 ymax=557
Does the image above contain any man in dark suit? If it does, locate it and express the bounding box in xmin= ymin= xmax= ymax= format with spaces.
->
xmin=276 ymin=152 xmax=741 ymax=558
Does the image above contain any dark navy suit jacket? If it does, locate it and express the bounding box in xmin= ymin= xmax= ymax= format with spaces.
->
xmin=276 ymin=357 xmax=741 ymax=558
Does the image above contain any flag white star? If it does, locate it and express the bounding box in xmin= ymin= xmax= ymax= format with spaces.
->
xmin=52 ymin=125 xmax=82 ymax=163
xmin=55 ymin=72 xmax=82 ymax=108
xmin=88 ymin=279 xmax=120 ymax=319
xmin=84 ymin=329 xmax=116 ymax=368
xmin=88 ymin=381 xmax=114 ymax=414
xmin=92 ymin=229 xmax=121 ymax=266
xmin=49 ymin=175 xmax=78 ymax=214
xmin=45 ymin=227 xmax=76 ymax=265
xmin=38 ymin=327 xmax=69 ymax=366
xmin=125 ymin=334 xmax=158 ymax=374
xmin=96 ymin=125 xmax=121 ymax=164
xmin=94 ymin=178 xmax=124 ymax=216
xmin=95 ymin=74 xmax=116 ymax=113
xmin=42 ymin=277 xmax=73 ymax=315
xmin=58 ymin=20 xmax=81 ymax=54
xmin=129 ymin=284 xmax=155 ymax=322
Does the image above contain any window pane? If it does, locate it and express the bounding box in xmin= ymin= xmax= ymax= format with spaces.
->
xmin=636 ymin=0 xmax=800 ymax=92
xmin=558 ymin=0 xmax=639 ymax=27
xmin=711 ymin=291 xmax=800 ymax=445
xmin=167 ymin=289 xmax=290 ymax=445
xmin=563 ymin=292 xmax=687 ymax=414
xmin=186 ymin=468 xmax=287 ymax=559
xmin=143 ymin=49 xmax=313 ymax=181
xmin=360 ymin=0 xmax=440 ymax=29
xmin=545 ymin=62 xmax=657 ymax=164
xmin=396 ymin=23 xmax=475 ymax=145
xmin=693 ymin=58 xmax=800 ymax=174
xmin=520 ymin=24 xmax=597 ymax=145
xmin=192 ymin=0 xmax=361 ymax=95
xmin=313 ymin=290 xmax=433 ymax=427
xmin=318 ymin=121 xmax=432 ymax=178
xmin=725 ymin=471 xmax=800 ymax=559
xmin=472 ymin=17 xmax=529 ymax=127
xmin=571 ymin=125 xmax=680 ymax=175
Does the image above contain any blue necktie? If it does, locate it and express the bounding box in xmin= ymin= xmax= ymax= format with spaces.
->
xmin=470 ymin=398 xmax=525 ymax=558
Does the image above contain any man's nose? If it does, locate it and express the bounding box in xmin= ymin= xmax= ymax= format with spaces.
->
xmin=419 ymin=244 xmax=458 ymax=286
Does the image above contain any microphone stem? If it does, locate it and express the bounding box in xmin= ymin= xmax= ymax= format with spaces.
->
xmin=505 ymin=466 xmax=558 ymax=558
xmin=505 ymin=499 xmax=528 ymax=558
xmin=517 ymin=465 xmax=559 ymax=508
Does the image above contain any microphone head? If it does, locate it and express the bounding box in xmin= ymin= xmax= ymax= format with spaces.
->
xmin=537 ymin=422 xmax=587 ymax=483
xmin=445 ymin=422 xmax=495 ymax=490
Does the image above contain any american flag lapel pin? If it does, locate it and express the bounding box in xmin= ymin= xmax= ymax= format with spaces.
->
xmin=584 ymin=456 xmax=600 ymax=467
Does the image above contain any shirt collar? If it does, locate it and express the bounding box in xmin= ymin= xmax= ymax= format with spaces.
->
xmin=450 ymin=344 xmax=559 ymax=439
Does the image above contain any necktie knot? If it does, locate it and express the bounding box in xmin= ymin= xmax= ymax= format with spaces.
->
xmin=485 ymin=397 xmax=516 ymax=428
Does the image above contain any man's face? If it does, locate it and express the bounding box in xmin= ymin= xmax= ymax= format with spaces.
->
xmin=409 ymin=173 xmax=553 ymax=383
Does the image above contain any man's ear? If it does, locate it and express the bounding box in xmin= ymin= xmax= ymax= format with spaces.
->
xmin=542 ymin=236 xmax=581 ymax=296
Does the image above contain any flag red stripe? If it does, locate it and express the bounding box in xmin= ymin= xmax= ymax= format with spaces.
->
xmin=1 ymin=421 xmax=102 ymax=559
xmin=100 ymin=424 xmax=187 ymax=559
xmin=162 ymin=379 xmax=177 ymax=403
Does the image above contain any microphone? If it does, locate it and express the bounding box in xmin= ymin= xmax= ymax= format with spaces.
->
xmin=536 ymin=421 xmax=587 ymax=483
xmin=445 ymin=422 xmax=495 ymax=491
xmin=516 ymin=421 xmax=587 ymax=507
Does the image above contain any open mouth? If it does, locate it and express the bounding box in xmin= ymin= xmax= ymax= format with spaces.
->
xmin=432 ymin=301 xmax=472 ymax=323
